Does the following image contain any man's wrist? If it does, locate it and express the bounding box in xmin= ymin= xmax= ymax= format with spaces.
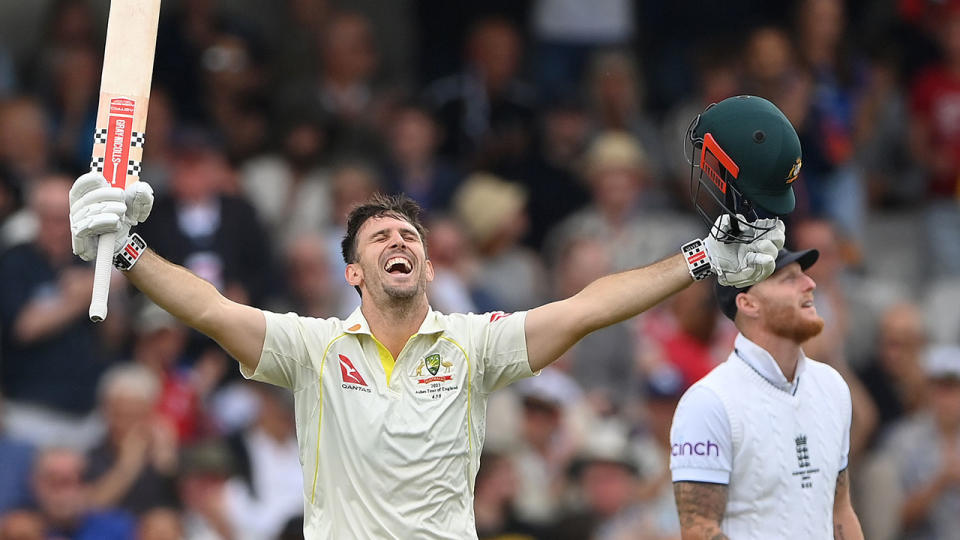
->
xmin=114 ymin=233 xmax=146 ymax=271
xmin=681 ymin=239 xmax=713 ymax=281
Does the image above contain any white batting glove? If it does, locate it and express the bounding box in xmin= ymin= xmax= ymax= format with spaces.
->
xmin=704 ymin=215 xmax=784 ymax=287
xmin=69 ymin=172 xmax=154 ymax=261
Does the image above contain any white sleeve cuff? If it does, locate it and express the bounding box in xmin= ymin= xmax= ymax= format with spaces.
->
xmin=672 ymin=467 xmax=731 ymax=485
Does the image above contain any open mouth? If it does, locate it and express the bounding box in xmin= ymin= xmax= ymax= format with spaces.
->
xmin=801 ymin=300 xmax=814 ymax=308
xmin=384 ymin=256 xmax=412 ymax=275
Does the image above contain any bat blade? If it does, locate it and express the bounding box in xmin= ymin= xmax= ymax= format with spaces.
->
xmin=88 ymin=0 xmax=161 ymax=322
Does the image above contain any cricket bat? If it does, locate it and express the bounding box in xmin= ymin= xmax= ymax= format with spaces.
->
xmin=88 ymin=0 xmax=162 ymax=322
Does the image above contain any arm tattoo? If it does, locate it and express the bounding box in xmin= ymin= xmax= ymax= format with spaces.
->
xmin=835 ymin=468 xmax=848 ymax=502
xmin=835 ymin=469 xmax=849 ymax=540
xmin=674 ymin=481 xmax=730 ymax=540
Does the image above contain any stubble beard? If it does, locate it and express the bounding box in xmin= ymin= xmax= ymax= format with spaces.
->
xmin=378 ymin=266 xmax=427 ymax=304
xmin=766 ymin=303 xmax=826 ymax=344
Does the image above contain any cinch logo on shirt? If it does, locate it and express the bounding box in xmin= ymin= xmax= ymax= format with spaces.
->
xmin=672 ymin=440 xmax=720 ymax=457
xmin=339 ymin=355 xmax=370 ymax=392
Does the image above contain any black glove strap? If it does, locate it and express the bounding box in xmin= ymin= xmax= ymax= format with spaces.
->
xmin=113 ymin=233 xmax=146 ymax=271
xmin=681 ymin=239 xmax=713 ymax=281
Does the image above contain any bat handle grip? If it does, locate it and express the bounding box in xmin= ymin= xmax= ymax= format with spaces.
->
xmin=89 ymin=231 xmax=116 ymax=322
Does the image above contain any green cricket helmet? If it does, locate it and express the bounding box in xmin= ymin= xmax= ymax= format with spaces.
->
xmin=686 ymin=95 xmax=802 ymax=243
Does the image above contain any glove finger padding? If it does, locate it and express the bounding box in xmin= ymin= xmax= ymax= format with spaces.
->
xmin=69 ymin=172 xmax=111 ymax=205
xmin=72 ymin=212 xmax=122 ymax=237
xmin=72 ymin=234 xmax=97 ymax=262
xmin=758 ymin=219 xmax=786 ymax=250
xmin=744 ymin=250 xmax=776 ymax=281
xmin=123 ymin=182 xmax=154 ymax=224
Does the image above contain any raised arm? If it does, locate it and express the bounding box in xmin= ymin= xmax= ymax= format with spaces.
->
xmin=674 ymin=481 xmax=730 ymax=540
xmin=833 ymin=468 xmax=865 ymax=540
xmin=126 ymin=250 xmax=265 ymax=371
xmin=525 ymin=254 xmax=690 ymax=372
xmin=524 ymin=217 xmax=784 ymax=372
xmin=69 ymin=173 xmax=265 ymax=372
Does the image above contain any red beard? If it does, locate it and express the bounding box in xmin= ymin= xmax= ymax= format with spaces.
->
xmin=765 ymin=303 xmax=825 ymax=344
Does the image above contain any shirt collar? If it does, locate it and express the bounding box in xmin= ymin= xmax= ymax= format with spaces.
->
xmin=342 ymin=306 xmax=445 ymax=336
xmin=733 ymin=333 xmax=807 ymax=394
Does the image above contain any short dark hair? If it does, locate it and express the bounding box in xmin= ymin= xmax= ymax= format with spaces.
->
xmin=340 ymin=194 xmax=428 ymax=296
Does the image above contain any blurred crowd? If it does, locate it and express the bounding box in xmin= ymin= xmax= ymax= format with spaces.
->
xmin=1 ymin=0 xmax=960 ymax=539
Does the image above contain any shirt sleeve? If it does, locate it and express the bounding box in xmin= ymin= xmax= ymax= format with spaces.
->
xmin=670 ymin=385 xmax=733 ymax=484
xmin=239 ymin=311 xmax=321 ymax=390
xmin=476 ymin=311 xmax=535 ymax=393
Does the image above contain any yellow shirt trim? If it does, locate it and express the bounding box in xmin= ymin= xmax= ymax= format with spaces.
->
xmin=370 ymin=336 xmax=396 ymax=385
xmin=438 ymin=336 xmax=473 ymax=482
xmin=311 ymin=333 xmax=349 ymax=504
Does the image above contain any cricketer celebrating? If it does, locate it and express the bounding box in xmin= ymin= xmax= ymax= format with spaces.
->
xmin=69 ymin=96 xmax=787 ymax=539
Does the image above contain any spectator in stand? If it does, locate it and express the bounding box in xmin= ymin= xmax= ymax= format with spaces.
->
xmin=510 ymin=370 xmax=584 ymax=528
xmin=0 ymin=175 xmax=110 ymax=449
xmin=549 ymin=237 xmax=635 ymax=413
xmin=585 ymin=50 xmax=668 ymax=184
xmin=474 ymin=451 xmax=543 ymax=540
xmin=24 ymin=0 xmax=99 ymax=93
xmin=381 ymin=102 xmax=462 ymax=214
xmin=279 ymin=10 xmax=394 ymax=158
xmin=909 ymin=2 xmax=960 ymax=277
xmin=222 ymin=383 xmax=304 ymax=540
xmin=176 ymin=440 xmax=238 ymax=540
xmin=199 ymin=31 xmax=269 ymax=162
xmin=131 ymin=302 xmax=217 ymax=445
xmin=877 ymin=346 xmax=960 ymax=540
xmin=424 ymin=216 xmax=478 ymax=315
xmin=138 ymin=133 xmax=275 ymax=309
xmin=545 ymin=132 xmax=699 ymax=273
xmin=31 ymin=447 xmax=135 ymax=540
xmin=85 ymin=364 xmax=179 ymax=516
xmin=661 ymin=44 xmax=740 ymax=191
xmin=859 ymin=302 xmax=931 ymax=440
xmin=0 ymin=164 xmax=23 ymax=251
xmin=324 ymin=161 xmax=383 ymax=316
xmin=0 ymin=395 xmax=34 ymax=515
xmin=0 ymin=510 xmax=45 ymax=540
xmin=634 ymin=279 xmax=737 ymax=390
xmin=136 ymin=507 xmax=184 ymax=540
xmin=272 ymin=232 xmax=340 ymax=319
xmin=632 ymin=375 xmax=685 ymax=539
xmin=453 ymin=173 xmax=548 ymax=312
xmin=240 ymin=115 xmax=332 ymax=246
xmin=424 ymin=17 xmax=538 ymax=170
xmin=553 ymin=421 xmax=666 ymax=540
xmin=741 ymin=26 xmax=803 ymax=112
xmin=503 ymin=93 xmax=592 ymax=250
xmin=0 ymin=98 xmax=52 ymax=186
xmin=0 ymin=43 xmax=15 ymax=98
xmin=793 ymin=0 xmax=868 ymax=245
xmin=137 ymin=87 xmax=179 ymax=195
xmin=42 ymin=43 xmax=99 ymax=173
xmin=530 ymin=0 xmax=635 ymax=102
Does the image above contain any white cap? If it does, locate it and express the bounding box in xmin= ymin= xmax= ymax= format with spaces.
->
xmin=925 ymin=345 xmax=960 ymax=380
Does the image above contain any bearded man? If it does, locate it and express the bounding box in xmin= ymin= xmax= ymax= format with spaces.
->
xmin=670 ymin=248 xmax=865 ymax=540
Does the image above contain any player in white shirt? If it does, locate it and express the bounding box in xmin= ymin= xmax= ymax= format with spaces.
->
xmin=669 ymin=248 xmax=865 ymax=540
xmin=68 ymin=96 xmax=794 ymax=538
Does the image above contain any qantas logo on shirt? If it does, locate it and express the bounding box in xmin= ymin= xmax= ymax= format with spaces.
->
xmin=339 ymin=355 xmax=370 ymax=391
xmin=489 ymin=311 xmax=512 ymax=322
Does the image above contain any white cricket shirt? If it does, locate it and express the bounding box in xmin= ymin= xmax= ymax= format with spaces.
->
xmin=241 ymin=307 xmax=534 ymax=539
xmin=669 ymin=334 xmax=852 ymax=539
